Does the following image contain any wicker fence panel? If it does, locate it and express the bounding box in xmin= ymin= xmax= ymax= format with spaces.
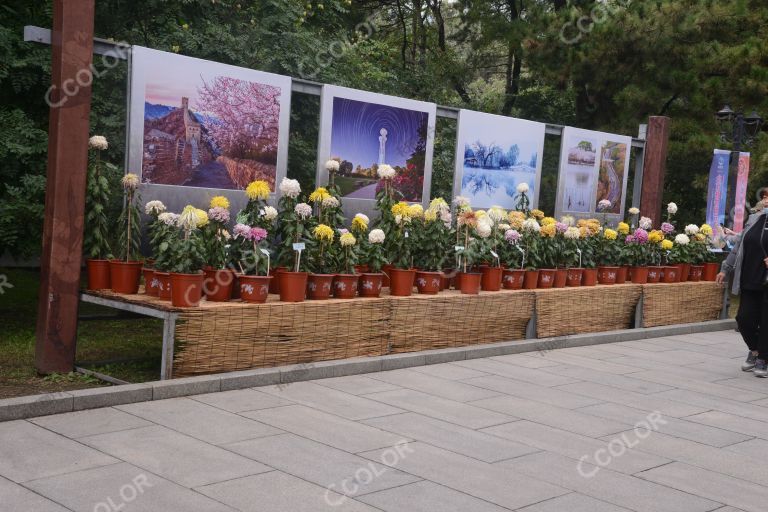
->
xmin=642 ymin=281 xmax=723 ymax=328
xmin=534 ymin=285 xmax=642 ymax=338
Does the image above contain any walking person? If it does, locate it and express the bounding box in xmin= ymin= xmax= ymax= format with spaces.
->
xmin=717 ymin=195 xmax=768 ymax=376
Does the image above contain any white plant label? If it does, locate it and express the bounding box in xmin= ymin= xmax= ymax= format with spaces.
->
xmin=455 ymin=245 xmax=465 ymax=252
xmin=293 ymin=242 xmax=306 ymax=251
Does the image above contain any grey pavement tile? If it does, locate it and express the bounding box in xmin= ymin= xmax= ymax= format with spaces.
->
xmin=712 ymin=376 xmax=768 ymax=394
xmin=601 ymin=355 xmax=681 ymax=372
xmin=612 ymin=340 xmax=676 ymax=352
xmin=639 ymin=462 xmax=765 ymax=512
xmin=452 ymin=358 xmax=578 ymax=387
xmin=315 ymin=375 xmax=401 ymax=395
xmin=725 ymin=438 xmax=768 ymax=458
xmin=359 ymin=441 xmax=568 ymax=510
xmin=191 ymin=388 xmax=293 ymax=413
xmin=540 ymin=365 xmax=674 ymax=394
xmin=489 ymin=353 xmax=566 ymax=367
xmin=367 ymin=369 xmax=501 ymax=402
xmin=0 ymin=420 xmax=117 ymax=483
xmin=25 ymin=462 xmax=236 ymax=512
xmin=557 ymin=381 xmax=709 ymax=418
xmin=116 ymin=397 xmax=282 ymax=445
xmin=500 ymin=451 xmax=719 ymax=512
xmin=80 ymin=425 xmax=271 ymax=488
xmin=685 ymin=410 xmax=768 ymax=440
xmin=196 ymin=471 xmax=379 ymax=512
xmin=363 ymin=412 xmax=537 ymax=462
xmin=535 ymin=352 xmax=640 ymax=375
xmin=471 ymin=395 xmax=630 ymax=437
xmin=241 ymin=404 xmax=408 ymax=453
xmin=363 ymin=388 xmax=512 ymax=429
xmin=579 ymin=402 xmax=751 ymax=447
xmin=461 ymin=374 xmax=602 ymax=409
xmin=481 ymin=420 xmax=668 ymax=474
xmin=515 ymin=492 xmax=633 ymax=512
xmin=357 ymin=480 xmax=510 ymax=512
xmin=654 ymin=388 xmax=768 ymax=423
xmin=412 ymin=363 xmax=490 ymax=380
xmin=594 ymin=345 xmax=718 ymax=364
xmin=259 ymin=381 xmax=403 ymax=420
xmin=750 ymin=397 xmax=768 ymax=407
xmin=224 ymin=433 xmax=419 ymax=497
xmin=0 ymin=476 xmax=70 ymax=512
xmin=30 ymin=407 xmax=153 ymax=439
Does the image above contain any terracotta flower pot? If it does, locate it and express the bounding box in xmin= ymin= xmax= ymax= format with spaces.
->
xmin=231 ymin=274 xmax=241 ymax=299
xmin=615 ymin=266 xmax=629 ymax=284
xmin=439 ymin=271 xmax=452 ymax=291
xmin=239 ymin=275 xmax=272 ymax=303
xmin=142 ymin=268 xmax=157 ymax=296
xmin=415 ymin=271 xmax=442 ymax=295
xmin=646 ymin=266 xmax=662 ymax=284
xmin=354 ymin=264 xmax=369 ymax=274
xmin=597 ymin=266 xmax=618 ymax=285
xmin=554 ymin=268 xmax=568 ymax=288
xmin=109 ymin=260 xmax=143 ymax=294
xmin=278 ymin=271 xmax=308 ymax=302
xmin=631 ymin=266 xmax=649 ymax=284
xmin=203 ymin=268 xmax=235 ymax=302
xmin=662 ymin=265 xmax=679 ymax=283
xmin=480 ymin=266 xmax=503 ymax=291
xmin=677 ymin=263 xmax=690 ymax=282
xmin=382 ymin=264 xmax=395 ymax=287
xmin=523 ymin=270 xmax=540 ymax=289
xmin=86 ymin=259 xmax=111 ymax=290
xmin=566 ymin=268 xmax=583 ymax=287
xmin=702 ymin=262 xmax=719 ymax=281
xmin=581 ymin=268 xmax=598 ymax=286
xmin=154 ymin=272 xmax=172 ymax=299
xmin=689 ymin=265 xmax=704 ymax=282
xmin=502 ymin=269 xmax=525 ymax=289
xmin=170 ymin=272 xmax=204 ymax=307
xmin=459 ymin=272 xmax=482 ymax=294
xmin=537 ymin=269 xmax=556 ymax=289
xmin=389 ymin=268 xmax=416 ymax=296
xmin=334 ymin=274 xmax=359 ymax=299
xmin=269 ymin=266 xmax=287 ymax=294
xmin=359 ymin=273 xmax=384 ymax=297
xmin=307 ymin=273 xmax=334 ymax=300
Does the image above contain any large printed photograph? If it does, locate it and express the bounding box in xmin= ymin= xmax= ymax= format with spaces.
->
xmin=561 ymin=135 xmax=598 ymax=213
xmin=595 ymin=140 xmax=628 ymax=214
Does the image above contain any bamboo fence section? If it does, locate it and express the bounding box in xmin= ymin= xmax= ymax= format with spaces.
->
xmin=642 ymin=281 xmax=723 ymax=328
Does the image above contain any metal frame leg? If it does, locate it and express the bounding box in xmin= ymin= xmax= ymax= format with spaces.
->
xmin=634 ymin=295 xmax=644 ymax=328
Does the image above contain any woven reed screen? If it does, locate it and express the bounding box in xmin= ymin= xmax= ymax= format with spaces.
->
xmin=642 ymin=281 xmax=723 ymax=328
xmin=534 ymin=285 xmax=642 ymax=338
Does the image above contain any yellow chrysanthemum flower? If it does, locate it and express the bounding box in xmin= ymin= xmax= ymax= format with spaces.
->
xmin=308 ymin=187 xmax=331 ymax=203
xmin=351 ymin=216 xmax=368 ymax=232
xmin=648 ymin=230 xmax=664 ymax=244
xmin=209 ymin=196 xmax=230 ymax=209
xmin=508 ymin=211 xmax=525 ymax=229
xmin=313 ymin=224 xmax=334 ymax=242
xmin=424 ymin=209 xmax=438 ymax=222
xmin=429 ymin=197 xmax=448 ymax=212
xmin=391 ymin=201 xmax=411 ymax=218
xmin=340 ymin=232 xmax=356 ymax=247
xmin=178 ymin=205 xmax=199 ymax=231
xmin=661 ymin=239 xmax=674 ymax=250
xmin=531 ymin=209 xmax=545 ymax=219
xmin=579 ymin=226 xmax=589 ymax=238
xmin=195 ymin=208 xmax=209 ymax=228
xmin=245 ymin=180 xmax=271 ymax=200
xmin=541 ymin=217 xmax=556 ymax=226
xmin=700 ymin=224 xmax=713 ymax=236
xmin=408 ymin=204 xmax=424 ymax=219
xmin=617 ymin=222 xmax=630 ymax=235
xmin=475 ymin=209 xmax=487 ymax=218
xmin=695 ymin=232 xmax=706 ymax=241
xmin=604 ymin=228 xmax=618 ymax=240
xmin=540 ymin=223 xmax=556 ymax=238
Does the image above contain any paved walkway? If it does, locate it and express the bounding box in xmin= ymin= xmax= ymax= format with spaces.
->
xmin=3 ymin=330 xmax=768 ymax=511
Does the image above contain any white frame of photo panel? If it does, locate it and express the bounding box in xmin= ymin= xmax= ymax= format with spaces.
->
xmin=554 ymin=126 xmax=632 ymax=223
xmin=452 ymin=109 xmax=546 ymax=210
xmin=127 ymin=46 xmax=293 ymax=213
xmin=316 ymin=85 xmax=437 ymax=218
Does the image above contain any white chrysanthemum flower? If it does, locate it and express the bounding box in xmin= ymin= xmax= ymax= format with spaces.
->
xmin=628 ymin=207 xmax=640 ymax=215
xmin=564 ymin=226 xmax=581 ymax=239
xmin=498 ymin=223 xmax=511 ymax=231
xmin=340 ymin=232 xmax=356 ymax=247
xmin=560 ymin=215 xmax=575 ymax=227
xmin=121 ymin=173 xmax=140 ymax=191
xmin=522 ymin=218 xmax=541 ymax=232
xmin=368 ymin=228 xmax=385 ymax=244
xmin=488 ymin=206 xmax=506 ymax=223
xmin=667 ymin=202 xmax=678 ymax=214
xmin=684 ymin=224 xmax=699 ymax=235
xmin=675 ymin=233 xmax=690 ymax=245
xmin=597 ymin=199 xmax=612 ymax=211
xmin=261 ymin=206 xmax=278 ymax=220
xmin=144 ymin=200 xmax=166 ymax=215
xmin=325 ymin=159 xmax=340 ymax=172
xmin=476 ymin=219 xmax=492 ymax=238
xmin=440 ymin=210 xmax=452 ymax=227
xmin=178 ymin=205 xmax=199 ymax=232
xmin=278 ymin=178 xmax=301 ymax=198
xmin=516 ymin=182 xmax=529 ymax=194
xmin=354 ymin=213 xmax=369 ymax=224
xmin=453 ymin=196 xmax=471 ymax=209
xmin=322 ymin=196 xmax=340 ymax=208
xmin=294 ymin=202 xmax=312 ymax=219
xmin=377 ymin=164 xmax=396 ymax=179
xmin=88 ymin=135 xmax=108 ymax=150
xmin=639 ymin=216 xmax=652 ymax=229
xmin=157 ymin=212 xmax=178 ymax=226
xmin=394 ymin=214 xmax=403 ymax=225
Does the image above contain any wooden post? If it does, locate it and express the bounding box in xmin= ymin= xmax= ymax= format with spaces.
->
xmin=35 ymin=0 xmax=96 ymax=374
xmin=639 ymin=116 xmax=671 ymax=226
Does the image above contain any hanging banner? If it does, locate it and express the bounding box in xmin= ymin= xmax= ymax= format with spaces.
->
xmin=732 ymin=152 xmax=751 ymax=233
xmin=705 ymin=149 xmax=732 ymax=229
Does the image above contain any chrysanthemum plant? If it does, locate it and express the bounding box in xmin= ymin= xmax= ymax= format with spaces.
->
xmin=83 ymin=136 xmax=115 ymax=260
xmin=389 ymin=202 xmax=415 ymax=269
xmin=156 ymin=206 xmax=206 ymax=274
xmin=201 ymin=196 xmax=232 ymax=270
xmin=309 ymin=224 xmax=338 ymax=274
xmin=596 ymin=228 xmax=621 ymax=266
xmin=412 ymin=200 xmax=452 ymax=271
xmin=117 ymin=173 xmax=142 ymax=262
xmin=337 ymin=232 xmax=358 ymax=274
xmin=536 ymin=219 xmax=558 ymax=269
xmin=241 ymin=180 xmax=272 ymax=228
xmin=231 ymin=224 xmax=269 ymax=276
xmin=365 ymin=229 xmax=387 ymax=273
xmin=148 ymin=211 xmax=179 ymax=273
xmin=500 ymin=229 xmax=523 ymax=269
xmin=275 ymin=178 xmax=309 ymax=268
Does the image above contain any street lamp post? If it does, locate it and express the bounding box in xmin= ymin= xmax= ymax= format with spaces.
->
xmin=714 ymin=105 xmax=763 ymax=223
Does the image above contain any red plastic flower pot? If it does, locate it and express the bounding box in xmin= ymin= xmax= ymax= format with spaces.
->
xmin=566 ymin=268 xmax=583 ymax=287
xmin=677 ymin=263 xmax=690 ymax=282
xmin=523 ymin=270 xmax=540 ymax=289
xmin=142 ymin=267 xmax=157 ymax=296
xmin=239 ymin=275 xmax=272 ymax=303
xmin=459 ymin=272 xmax=482 ymax=294
xmin=615 ymin=266 xmax=629 ymax=284
xmin=358 ymin=273 xmax=384 ymax=297
xmin=154 ymin=272 xmax=172 ymax=300
xmin=307 ymin=273 xmax=334 ymax=300
xmin=109 ymin=260 xmax=143 ymax=294
xmin=631 ymin=266 xmax=649 ymax=284
xmin=269 ymin=266 xmax=287 ymax=295
xmin=702 ymin=262 xmax=719 ymax=281
xmin=170 ymin=272 xmax=204 ymax=308
xmin=333 ymin=274 xmax=359 ymax=299
xmin=553 ymin=268 xmax=568 ymax=288
xmin=581 ymin=268 xmax=598 ymax=286
xmin=203 ymin=268 xmax=235 ymax=302
xmin=597 ymin=266 xmax=618 ymax=285
xmin=502 ymin=269 xmax=525 ymax=290
xmin=537 ymin=269 xmax=556 ymax=289
xmin=382 ymin=264 xmax=394 ymax=287
xmin=662 ymin=266 xmax=679 ymax=283
xmin=646 ymin=266 xmax=662 ymax=283
xmin=278 ymin=271 xmax=308 ymax=302
xmin=389 ymin=268 xmax=416 ymax=296
xmin=86 ymin=259 xmax=111 ymax=290
xmin=689 ymin=265 xmax=704 ymax=282
xmin=415 ymin=271 xmax=442 ymax=295
xmin=480 ymin=266 xmax=503 ymax=291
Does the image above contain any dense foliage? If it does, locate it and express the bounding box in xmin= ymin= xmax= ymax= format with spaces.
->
xmin=1 ymin=0 xmax=767 ymax=258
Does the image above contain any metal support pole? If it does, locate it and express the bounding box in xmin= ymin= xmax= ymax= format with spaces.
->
xmin=160 ymin=314 xmax=178 ymax=380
